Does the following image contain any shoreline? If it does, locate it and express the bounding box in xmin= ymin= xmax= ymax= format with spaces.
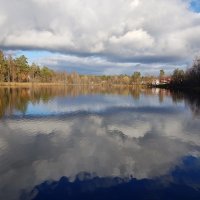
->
xmin=0 ymin=82 xmax=148 ymax=87
xmin=151 ymin=84 xmax=200 ymax=93
xmin=0 ymin=82 xmax=69 ymax=87
xmin=1 ymin=82 xmax=199 ymax=93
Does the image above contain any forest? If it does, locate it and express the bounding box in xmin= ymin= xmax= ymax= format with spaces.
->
xmin=0 ymin=50 xmax=157 ymax=85
xmin=171 ymin=57 xmax=200 ymax=89
xmin=1 ymin=50 xmax=200 ymax=88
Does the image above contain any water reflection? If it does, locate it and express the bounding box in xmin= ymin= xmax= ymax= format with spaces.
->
xmin=171 ymin=90 xmax=200 ymax=116
xmin=28 ymin=158 xmax=200 ymax=200
xmin=0 ymin=86 xmax=200 ymax=200
xmin=0 ymin=86 xmax=175 ymax=117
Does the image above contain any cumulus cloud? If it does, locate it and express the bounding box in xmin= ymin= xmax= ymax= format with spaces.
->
xmin=0 ymin=0 xmax=200 ymax=73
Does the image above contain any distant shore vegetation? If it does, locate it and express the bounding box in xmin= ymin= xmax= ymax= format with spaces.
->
xmin=170 ymin=58 xmax=200 ymax=89
xmin=0 ymin=50 xmax=200 ymax=88
xmin=0 ymin=50 xmax=156 ymax=85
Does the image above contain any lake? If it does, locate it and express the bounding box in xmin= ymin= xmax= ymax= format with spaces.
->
xmin=0 ymin=86 xmax=200 ymax=200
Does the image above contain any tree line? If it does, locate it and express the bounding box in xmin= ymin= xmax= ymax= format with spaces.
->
xmin=0 ymin=50 xmax=66 ymax=83
xmin=1 ymin=49 xmax=200 ymax=87
xmin=0 ymin=50 xmax=157 ymax=85
xmin=171 ymin=57 xmax=200 ymax=88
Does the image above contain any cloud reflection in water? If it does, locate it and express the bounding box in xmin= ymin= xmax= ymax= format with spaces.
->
xmin=0 ymin=87 xmax=200 ymax=199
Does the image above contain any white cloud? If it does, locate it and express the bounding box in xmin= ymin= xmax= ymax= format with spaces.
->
xmin=0 ymin=14 xmax=6 ymax=27
xmin=0 ymin=0 xmax=200 ymax=73
xmin=109 ymin=29 xmax=155 ymax=54
xmin=5 ymin=30 xmax=74 ymax=49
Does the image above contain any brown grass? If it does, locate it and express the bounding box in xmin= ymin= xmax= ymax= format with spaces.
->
xmin=0 ymin=82 xmax=147 ymax=88
xmin=0 ymin=82 xmax=68 ymax=87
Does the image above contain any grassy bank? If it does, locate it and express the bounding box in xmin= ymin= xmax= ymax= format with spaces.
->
xmin=0 ymin=82 xmax=148 ymax=88
xmin=0 ymin=82 xmax=69 ymax=87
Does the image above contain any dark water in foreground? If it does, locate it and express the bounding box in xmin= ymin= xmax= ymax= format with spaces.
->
xmin=0 ymin=86 xmax=200 ymax=200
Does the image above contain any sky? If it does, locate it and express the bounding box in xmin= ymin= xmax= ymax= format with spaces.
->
xmin=0 ymin=0 xmax=200 ymax=75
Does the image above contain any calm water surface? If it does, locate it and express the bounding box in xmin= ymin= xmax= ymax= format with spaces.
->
xmin=0 ymin=86 xmax=200 ymax=200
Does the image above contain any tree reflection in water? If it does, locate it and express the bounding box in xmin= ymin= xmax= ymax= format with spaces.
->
xmin=0 ymin=86 xmax=200 ymax=118
xmin=0 ymin=86 xmax=200 ymax=200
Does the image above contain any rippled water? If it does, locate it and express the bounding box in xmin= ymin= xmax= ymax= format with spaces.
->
xmin=0 ymin=86 xmax=200 ymax=200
